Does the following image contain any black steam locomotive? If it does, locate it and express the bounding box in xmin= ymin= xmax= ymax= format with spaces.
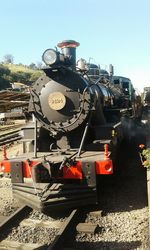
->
xmin=0 ymin=40 xmax=136 ymax=212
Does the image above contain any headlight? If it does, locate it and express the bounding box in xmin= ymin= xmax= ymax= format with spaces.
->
xmin=42 ymin=49 xmax=58 ymax=65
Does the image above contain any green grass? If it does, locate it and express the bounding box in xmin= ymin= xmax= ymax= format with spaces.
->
xmin=3 ymin=64 xmax=40 ymax=73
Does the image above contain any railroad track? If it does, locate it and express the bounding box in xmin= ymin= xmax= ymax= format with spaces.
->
xmin=0 ymin=205 xmax=32 ymax=234
xmin=0 ymin=123 xmax=24 ymax=147
xmin=0 ymin=203 xmax=102 ymax=250
xmin=0 ymin=124 xmax=23 ymax=132
xmin=0 ymin=131 xmax=22 ymax=146
xmin=0 ymin=146 xmax=149 ymax=249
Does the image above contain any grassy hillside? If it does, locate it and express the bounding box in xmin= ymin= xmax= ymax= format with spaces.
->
xmin=3 ymin=63 xmax=42 ymax=74
xmin=0 ymin=63 xmax=43 ymax=89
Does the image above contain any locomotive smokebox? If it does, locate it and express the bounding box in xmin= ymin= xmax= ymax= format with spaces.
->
xmin=57 ymin=40 xmax=80 ymax=70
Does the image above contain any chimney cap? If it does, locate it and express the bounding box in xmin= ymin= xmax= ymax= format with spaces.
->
xmin=57 ymin=40 xmax=80 ymax=49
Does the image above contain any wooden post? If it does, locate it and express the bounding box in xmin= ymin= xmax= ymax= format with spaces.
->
xmin=3 ymin=146 xmax=8 ymax=160
xmin=104 ymin=144 xmax=109 ymax=160
xmin=147 ymin=170 xmax=150 ymax=235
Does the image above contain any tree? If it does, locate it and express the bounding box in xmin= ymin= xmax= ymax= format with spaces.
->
xmin=29 ymin=71 xmax=42 ymax=82
xmin=3 ymin=54 xmax=14 ymax=64
xmin=36 ymin=62 xmax=43 ymax=69
xmin=10 ymin=71 xmax=32 ymax=84
xmin=0 ymin=64 xmax=11 ymax=89
xmin=29 ymin=63 xmax=37 ymax=70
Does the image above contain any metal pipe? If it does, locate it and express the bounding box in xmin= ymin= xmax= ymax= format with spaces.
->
xmin=33 ymin=115 xmax=37 ymax=158
xmin=77 ymin=121 xmax=90 ymax=157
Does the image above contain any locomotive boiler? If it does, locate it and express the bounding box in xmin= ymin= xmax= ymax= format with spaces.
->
xmin=29 ymin=40 xmax=133 ymax=152
xmin=0 ymin=40 xmax=136 ymax=212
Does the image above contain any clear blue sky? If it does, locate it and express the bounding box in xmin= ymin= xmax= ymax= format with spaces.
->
xmin=0 ymin=0 xmax=150 ymax=91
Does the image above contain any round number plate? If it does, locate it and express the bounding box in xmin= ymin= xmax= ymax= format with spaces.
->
xmin=48 ymin=92 xmax=66 ymax=110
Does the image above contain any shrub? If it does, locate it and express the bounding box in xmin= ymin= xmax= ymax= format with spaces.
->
xmin=139 ymin=145 xmax=150 ymax=170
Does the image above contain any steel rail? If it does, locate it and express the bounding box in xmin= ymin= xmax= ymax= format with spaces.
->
xmin=0 ymin=135 xmax=22 ymax=146
xmin=47 ymin=209 xmax=79 ymax=250
xmin=0 ymin=205 xmax=32 ymax=234
xmin=0 ymin=124 xmax=23 ymax=132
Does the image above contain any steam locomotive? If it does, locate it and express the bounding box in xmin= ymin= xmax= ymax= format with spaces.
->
xmin=0 ymin=40 xmax=136 ymax=212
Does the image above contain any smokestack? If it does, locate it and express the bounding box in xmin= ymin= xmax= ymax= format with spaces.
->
xmin=109 ymin=64 xmax=114 ymax=77
xmin=57 ymin=40 xmax=80 ymax=70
